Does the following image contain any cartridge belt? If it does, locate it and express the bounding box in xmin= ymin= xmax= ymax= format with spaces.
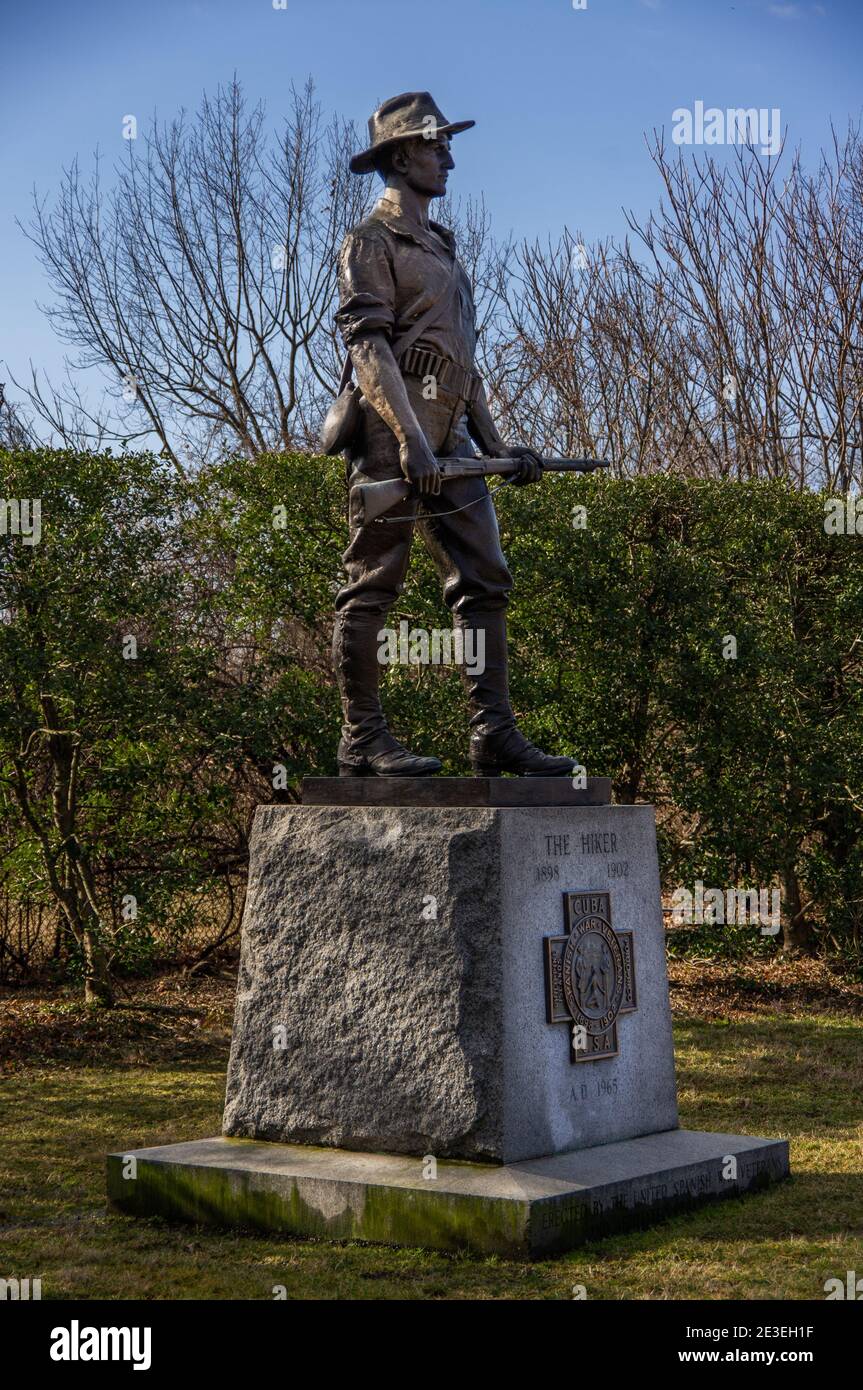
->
xmin=400 ymin=346 xmax=482 ymax=404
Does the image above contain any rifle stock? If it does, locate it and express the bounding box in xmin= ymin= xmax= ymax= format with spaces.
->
xmin=350 ymin=457 xmax=610 ymax=526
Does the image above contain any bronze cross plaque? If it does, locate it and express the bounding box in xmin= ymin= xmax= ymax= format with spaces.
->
xmin=544 ymin=891 xmax=637 ymax=1062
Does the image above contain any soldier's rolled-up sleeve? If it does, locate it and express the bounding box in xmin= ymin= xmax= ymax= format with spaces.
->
xmin=335 ymin=232 xmax=396 ymax=348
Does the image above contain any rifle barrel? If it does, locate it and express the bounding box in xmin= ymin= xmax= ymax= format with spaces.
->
xmin=435 ymin=457 xmax=609 ymax=477
xmin=351 ymin=457 xmax=610 ymax=525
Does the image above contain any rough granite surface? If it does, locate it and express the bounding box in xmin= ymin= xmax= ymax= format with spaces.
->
xmin=223 ymin=805 xmax=505 ymax=1159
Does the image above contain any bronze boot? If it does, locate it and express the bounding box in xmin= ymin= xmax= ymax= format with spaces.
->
xmin=333 ymin=612 xmax=441 ymax=776
xmin=455 ymin=609 xmax=576 ymax=777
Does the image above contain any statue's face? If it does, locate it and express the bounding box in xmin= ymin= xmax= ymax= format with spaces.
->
xmin=395 ymin=134 xmax=454 ymax=197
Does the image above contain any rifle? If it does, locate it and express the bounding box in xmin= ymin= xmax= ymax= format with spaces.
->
xmin=351 ymin=457 xmax=611 ymax=526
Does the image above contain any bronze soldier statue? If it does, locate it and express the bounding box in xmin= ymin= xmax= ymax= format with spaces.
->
xmin=329 ymin=91 xmax=576 ymax=780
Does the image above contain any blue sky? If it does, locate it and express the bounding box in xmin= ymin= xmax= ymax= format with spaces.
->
xmin=1 ymin=0 xmax=861 ymax=402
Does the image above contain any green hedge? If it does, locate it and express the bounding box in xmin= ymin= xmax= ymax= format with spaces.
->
xmin=1 ymin=448 xmax=861 ymax=977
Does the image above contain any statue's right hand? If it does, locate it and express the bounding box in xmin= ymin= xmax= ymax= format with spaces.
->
xmin=399 ymin=433 xmax=441 ymax=496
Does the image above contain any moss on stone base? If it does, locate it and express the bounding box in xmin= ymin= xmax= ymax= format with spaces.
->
xmin=107 ymin=1151 xmax=529 ymax=1257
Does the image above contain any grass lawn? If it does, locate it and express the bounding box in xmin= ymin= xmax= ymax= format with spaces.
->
xmin=1 ymin=962 xmax=861 ymax=1300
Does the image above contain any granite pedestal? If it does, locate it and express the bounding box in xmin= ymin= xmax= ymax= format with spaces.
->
xmin=109 ymin=777 xmax=789 ymax=1255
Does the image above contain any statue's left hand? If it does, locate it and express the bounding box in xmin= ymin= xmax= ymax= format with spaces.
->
xmin=487 ymin=443 xmax=544 ymax=486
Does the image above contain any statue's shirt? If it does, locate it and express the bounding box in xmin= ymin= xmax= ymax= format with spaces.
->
xmin=335 ymin=197 xmax=477 ymax=373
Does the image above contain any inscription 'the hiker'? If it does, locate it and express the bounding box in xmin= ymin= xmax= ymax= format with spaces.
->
xmin=544 ymin=832 xmax=619 ymax=858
